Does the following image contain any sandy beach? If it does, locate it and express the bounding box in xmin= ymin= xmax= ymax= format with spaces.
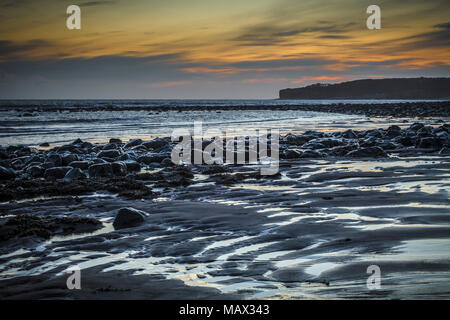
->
xmin=0 ymin=101 xmax=449 ymax=299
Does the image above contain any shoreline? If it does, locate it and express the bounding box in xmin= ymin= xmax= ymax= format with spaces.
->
xmin=1 ymin=101 xmax=449 ymax=118
xmin=1 ymin=118 xmax=449 ymax=299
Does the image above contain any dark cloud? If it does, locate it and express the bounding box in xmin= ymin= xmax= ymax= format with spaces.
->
xmin=0 ymin=39 xmax=52 ymax=58
xmin=232 ymin=22 xmax=356 ymax=46
xmin=80 ymin=1 xmax=117 ymax=7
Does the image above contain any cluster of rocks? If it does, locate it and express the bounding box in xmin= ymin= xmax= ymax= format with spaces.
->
xmin=0 ymin=122 xmax=449 ymax=200
xmin=0 ymin=214 xmax=101 ymax=242
xmin=4 ymin=101 xmax=450 ymax=118
xmin=280 ymin=122 xmax=450 ymax=159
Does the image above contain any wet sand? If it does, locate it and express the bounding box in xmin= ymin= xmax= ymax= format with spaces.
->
xmin=0 ymin=103 xmax=449 ymax=300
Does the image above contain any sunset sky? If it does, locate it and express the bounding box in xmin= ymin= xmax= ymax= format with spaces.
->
xmin=1 ymin=0 xmax=449 ymax=98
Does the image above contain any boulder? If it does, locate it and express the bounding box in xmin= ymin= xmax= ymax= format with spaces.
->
xmin=113 ymin=207 xmax=147 ymax=229
xmin=124 ymin=139 xmax=143 ymax=149
xmin=111 ymin=161 xmax=127 ymax=176
xmin=61 ymin=153 xmax=79 ymax=166
xmin=300 ymin=149 xmax=323 ymax=158
xmin=417 ymin=137 xmax=442 ymax=149
xmin=97 ymin=149 xmax=121 ymax=159
xmin=142 ymin=137 xmax=169 ymax=150
xmin=346 ymin=146 xmax=387 ymax=158
xmin=123 ymin=160 xmax=141 ymax=172
xmin=69 ymin=161 xmax=90 ymax=170
xmin=26 ymin=165 xmax=44 ymax=178
xmin=282 ymin=149 xmax=302 ymax=159
xmin=47 ymin=154 xmax=62 ymax=166
xmin=64 ymin=167 xmax=87 ymax=181
xmin=88 ymin=163 xmax=113 ymax=178
xmin=44 ymin=166 xmax=72 ymax=179
xmin=0 ymin=166 xmax=15 ymax=180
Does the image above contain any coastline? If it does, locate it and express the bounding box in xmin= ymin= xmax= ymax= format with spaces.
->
xmin=0 ymin=102 xmax=449 ymax=299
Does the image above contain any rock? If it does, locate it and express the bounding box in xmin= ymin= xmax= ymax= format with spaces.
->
xmin=0 ymin=166 xmax=15 ymax=180
xmin=44 ymin=166 xmax=72 ymax=179
xmin=342 ymin=129 xmax=357 ymax=139
xmin=365 ymin=129 xmax=383 ymax=138
xmin=39 ymin=142 xmax=50 ymax=147
xmin=26 ymin=165 xmax=44 ymax=178
xmin=102 ymin=143 xmax=119 ymax=150
xmin=161 ymin=158 xmax=174 ymax=167
xmin=282 ymin=149 xmax=302 ymax=159
xmin=71 ymin=138 xmax=83 ymax=145
xmin=300 ymin=149 xmax=323 ymax=158
xmin=346 ymin=146 xmax=387 ymax=158
xmin=109 ymin=138 xmax=122 ymax=144
xmin=308 ymin=138 xmax=343 ymax=148
xmin=439 ymin=147 xmax=450 ymax=155
xmin=69 ymin=161 xmax=90 ymax=170
xmin=113 ymin=207 xmax=147 ymax=229
xmin=47 ymin=154 xmax=62 ymax=166
xmin=111 ymin=162 xmax=127 ymax=176
xmin=409 ymin=123 xmax=425 ymax=131
xmin=124 ymin=139 xmax=143 ymax=149
xmin=138 ymin=153 xmax=169 ymax=164
xmin=64 ymin=167 xmax=87 ymax=181
xmin=283 ymin=134 xmax=313 ymax=146
xmin=328 ymin=144 xmax=358 ymax=156
xmin=97 ymin=149 xmax=121 ymax=159
xmin=417 ymin=137 xmax=442 ymax=150
xmin=123 ymin=160 xmax=141 ymax=172
xmin=88 ymin=163 xmax=113 ymax=178
xmin=385 ymin=125 xmax=402 ymax=138
xmin=61 ymin=153 xmax=79 ymax=166
xmin=142 ymin=138 xmax=169 ymax=150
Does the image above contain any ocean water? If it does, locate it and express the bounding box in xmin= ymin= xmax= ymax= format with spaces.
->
xmin=0 ymin=99 xmax=431 ymax=146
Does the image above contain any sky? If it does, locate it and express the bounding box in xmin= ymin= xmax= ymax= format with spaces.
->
xmin=0 ymin=0 xmax=449 ymax=99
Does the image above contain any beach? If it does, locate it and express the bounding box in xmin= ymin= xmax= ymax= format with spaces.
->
xmin=0 ymin=100 xmax=449 ymax=299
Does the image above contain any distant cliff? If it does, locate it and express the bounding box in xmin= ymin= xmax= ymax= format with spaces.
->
xmin=279 ymin=78 xmax=450 ymax=100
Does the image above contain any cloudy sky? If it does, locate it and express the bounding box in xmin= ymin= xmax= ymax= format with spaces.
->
xmin=1 ymin=0 xmax=449 ymax=99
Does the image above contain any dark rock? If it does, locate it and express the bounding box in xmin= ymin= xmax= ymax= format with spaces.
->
xmin=417 ymin=137 xmax=442 ymax=150
xmin=282 ymin=149 xmax=302 ymax=159
xmin=44 ymin=166 xmax=72 ymax=179
xmin=300 ymin=150 xmax=323 ymax=158
xmin=123 ymin=160 xmax=141 ymax=172
xmin=69 ymin=161 xmax=90 ymax=170
xmin=112 ymin=162 xmax=127 ymax=176
xmin=138 ymin=153 xmax=169 ymax=164
xmin=409 ymin=123 xmax=424 ymax=131
xmin=109 ymin=138 xmax=122 ymax=144
xmin=385 ymin=125 xmax=402 ymax=138
xmin=161 ymin=158 xmax=174 ymax=167
xmin=346 ymin=146 xmax=387 ymax=158
xmin=124 ymin=139 xmax=143 ymax=149
xmin=64 ymin=167 xmax=87 ymax=181
xmin=0 ymin=166 xmax=15 ymax=180
xmin=47 ymin=154 xmax=62 ymax=166
xmin=342 ymin=129 xmax=357 ymax=139
xmin=439 ymin=147 xmax=450 ymax=155
xmin=88 ymin=163 xmax=114 ymax=178
xmin=142 ymin=137 xmax=169 ymax=150
xmin=113 ymin=207 xmax=147 ymax=229
xmin=308 ymin=138 xmax=343 ymax=148
xmin=61 ymin=153 xmax=79 ymax=166
xmin=71 ymin=138 xmax=83 ymax=145
xmin=97 ymin=149 xmax=121 ymax=159
xmin=327 ymin=144 xmax=358 ymax=156
xmin=283 ymin=134 xmax=314 ymax=146
xmin=39 ymin=142 xmax=50 ymax=147
xmin=26 ymin=165 xmax=44 ymax=178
